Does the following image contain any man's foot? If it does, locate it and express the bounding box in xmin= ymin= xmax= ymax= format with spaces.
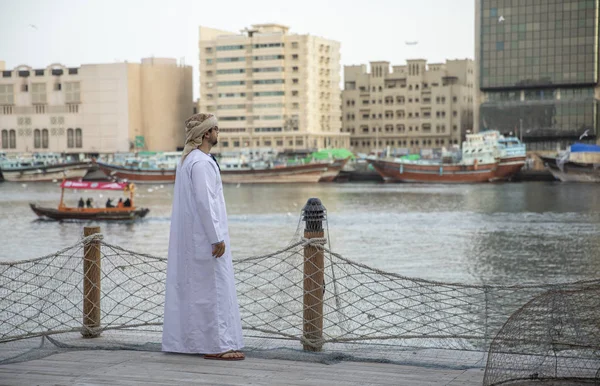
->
xmin=204 ymin=350 xmax=245 ymax=361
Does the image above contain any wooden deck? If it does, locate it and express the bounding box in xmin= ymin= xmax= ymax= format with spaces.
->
xmin=0 ymin=350 xmax=485 ymax=385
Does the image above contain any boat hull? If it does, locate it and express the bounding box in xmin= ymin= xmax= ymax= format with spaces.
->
xmin=368 ymin=159 xmax=498 ymax=183
xmin=539 ymin=155 xmax=600 ymax=182
xmin=318 ymin=158 xmax=350 ymax=183
xmin=491 ymin=156 xmax=527 ymax=181
xmin=98 ymin=160 xmax=341 ymax=184
xmin=1 ymin=162 xmax=91 ymax=182
xmin=30 ymin=203 xmax=150 ymax=221
xmin=96 ymin=162 xmax=176 ymax=184
xmin=220 ymin=163 xmax=329 ymax=184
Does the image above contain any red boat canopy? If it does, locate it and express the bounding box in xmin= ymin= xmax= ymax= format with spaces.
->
xmin=60 ymin=180 xmax=131 ymax=191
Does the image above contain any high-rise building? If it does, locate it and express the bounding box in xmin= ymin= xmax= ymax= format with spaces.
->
xmin=198 ymin=24 xmax=349 ymax=154
xmin=0 ymin=58 xmax=193 ymax=154
xmin=476 ymin=0 xmax=599 ymax=151
xmin=342 ymin=59 xmax=475 ymax=155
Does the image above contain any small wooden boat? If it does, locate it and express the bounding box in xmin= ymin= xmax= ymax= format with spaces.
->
xmin=30 ymin=180 xmax=150 ymax=221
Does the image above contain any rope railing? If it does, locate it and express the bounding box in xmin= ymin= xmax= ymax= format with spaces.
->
xmin=1 ymin=197 xmax=599 ymax=378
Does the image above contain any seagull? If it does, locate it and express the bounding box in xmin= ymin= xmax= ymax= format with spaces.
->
xmin=405 ymin=41 xmax=418 ymax=45
xmin=579 ymin=129 xmax=590 ymax=140
xmin=498 ymin=16 xmax=505 ymax=23
xmin=29 ymin=24 xmax=38 ymax=30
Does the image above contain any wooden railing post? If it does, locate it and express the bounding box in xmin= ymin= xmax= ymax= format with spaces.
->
xmin=82 ymin=226 xmax=101 ymax=338
xmin=302 ymin=198 xmax=325 ymax=352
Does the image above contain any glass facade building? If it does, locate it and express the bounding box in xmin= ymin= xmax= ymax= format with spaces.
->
xmin=478 ymin=0 xmax=600 ymax=150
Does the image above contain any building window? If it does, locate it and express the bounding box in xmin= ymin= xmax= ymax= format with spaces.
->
xmin=42 ymin=129 xmax=49 ymax=148
xmin=34 ymin=129 xmax=41 ymax=148
xmin=292 ymin=54 xmax=298 ymax=60
xmin=216 ymin=45 xmax=244 ymax=51
xmin=75 ymin=128 xmax=82 ymax=148
xmin=35 ymin=105 xmax=45 ymax=114
xmin=21 ymin=84 xmax=29 ymax=92
xmin=65 ymin=82 xmax=80 ymax=103
xmin=68 ymin=68 xmax=78 ymax=75
xmin=54 ymin=83 xmax=61 ymax=91
xmin=67 ymin=128 xmax=74 ymax=148
xmin=8 ymin=129 xmax=15 ymax=148
xmin=217 ymin=80 xmax=246 ymax=86
xmin=496 ymin=41 xmax=504 ymax=51
xmin=253 ymin=79 xmax=285 ymax=85
xmin=0 ymin=85 xmax=14 ymax=104
xmin=253 ymin=55 xmax=283 ymax=61
xmin=291 ymin=42 xmax=298 ymax=49
xmin=254 ymin=91 xmax=285 ymax=97
xmin=68 ymin=104 xmax=79 ymax=113
xmin=1 ymin=130 xmax=7 ymax=148
xmin=253 ymin=43 xmax=283 ymax=49
xmin=253 ymin=67 xmax=284 ymax=73
xmin=1 ymin=106 xmax=12 ymax=114
xmin=217 ymin=68 xmax=245 ymax=74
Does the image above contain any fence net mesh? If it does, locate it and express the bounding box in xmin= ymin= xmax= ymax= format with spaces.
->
xmin=2 ymin=202 xmax=599 ymax=381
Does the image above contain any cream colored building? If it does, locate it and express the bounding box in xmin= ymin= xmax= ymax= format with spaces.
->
xmin=199 ymin=24 xmax=349 ymax=154
xmin=342 ymin=59 xmax=475 ymax=155
xmin=0 ymin=58 xmax=193 ymax=154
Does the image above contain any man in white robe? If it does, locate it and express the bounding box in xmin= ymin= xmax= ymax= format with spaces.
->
xmin=162 ymin=113 xmax=245 ymax=360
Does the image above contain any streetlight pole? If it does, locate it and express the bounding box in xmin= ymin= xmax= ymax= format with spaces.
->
xmin=519 ymin=118 xmax=523 ymax=142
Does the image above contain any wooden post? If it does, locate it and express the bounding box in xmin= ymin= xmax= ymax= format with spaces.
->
xmin=302 ymin=198 xmax=325 ymax=352
xmin=82 ymin=226 xmax=102 ymax=338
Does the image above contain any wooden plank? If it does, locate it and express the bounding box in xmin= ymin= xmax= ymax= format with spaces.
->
xmin=0 ymin=350 xmax=485 ymax=386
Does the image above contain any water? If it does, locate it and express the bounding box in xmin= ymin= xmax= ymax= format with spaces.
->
xmin=1 ymin=181 xmax=600 ymax=285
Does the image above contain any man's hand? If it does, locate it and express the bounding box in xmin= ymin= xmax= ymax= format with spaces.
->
xmin=212 ymin=241 xmax=225 ymax=258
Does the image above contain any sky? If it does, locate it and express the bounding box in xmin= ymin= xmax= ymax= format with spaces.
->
xmin=0 ymin=0 xmax=475 ymax=99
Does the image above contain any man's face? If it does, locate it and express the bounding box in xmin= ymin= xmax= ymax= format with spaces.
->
xmin=209 ymin=127 xmax=219 ymax=146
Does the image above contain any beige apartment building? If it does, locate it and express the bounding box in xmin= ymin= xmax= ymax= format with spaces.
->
xmin=342 ymin=59 xmax=475 ymax=155
xmin=0 ymin=58 xmax=193 ymax=155
xmin=198 ymin=24 xmax=349 ymax=154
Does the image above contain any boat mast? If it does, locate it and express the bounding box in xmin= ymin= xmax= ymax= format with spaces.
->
xmin=59 ymin=187 xmax=65 ymax=209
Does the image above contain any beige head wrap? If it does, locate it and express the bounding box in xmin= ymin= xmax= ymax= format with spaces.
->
xmin=181 ymin=113 xmax=218 ymax=163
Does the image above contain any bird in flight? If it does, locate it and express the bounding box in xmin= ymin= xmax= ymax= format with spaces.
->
xmin=29 ymin=24 xmax=38 ymax=30
xmin=498 ymin=16 xmax=505 ymax=23
xmin=579 ymin=129 xmax=590 ymax=140
xmin=405 ymin=41 xmax=418 ymax=45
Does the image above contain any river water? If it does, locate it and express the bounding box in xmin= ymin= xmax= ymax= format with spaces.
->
xmin=1 ymin=181 xmax=600 ymax=285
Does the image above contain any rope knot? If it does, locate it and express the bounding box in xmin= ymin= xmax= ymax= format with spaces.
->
xmin=300 ymin=237 xmax=327 ymax=247
xmin=81 ymin=233 xmax=104 ymax=246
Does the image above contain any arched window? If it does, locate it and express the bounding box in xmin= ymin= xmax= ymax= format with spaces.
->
xmin=1 ymin=130 xmax=7 ymax=149
xmin=67 ymin=128 xmax=74 ymax=148
xmin=9 ymin=130 xmax=16 ymax=148
xmin=34 ymin=129 xmax=41 ymax=149
xmin=75 ymin=128 xmax=82 ymax=148
xmin=42 ymin=129 xmax=49 ymax=148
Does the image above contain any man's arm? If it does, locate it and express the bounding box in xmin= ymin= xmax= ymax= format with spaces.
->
xmin=191 ymin=160 xmax=223 ymax=247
